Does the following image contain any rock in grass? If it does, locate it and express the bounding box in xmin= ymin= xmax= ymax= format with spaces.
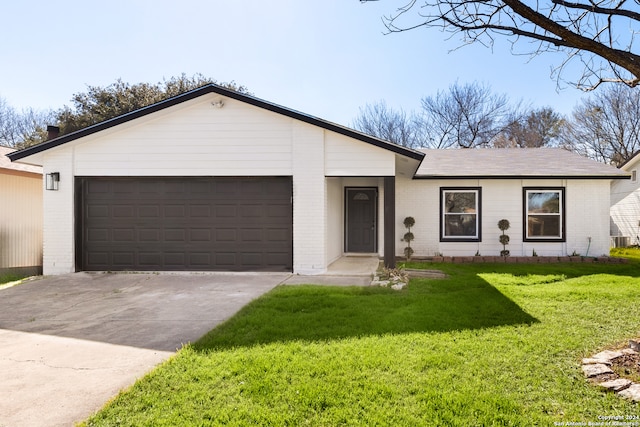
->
xmin=617 ymin=384 xmax=640 ymax=402
xmin=598 ymin=378 xmax=632 ymax=392
xmin=582 ymin=364 xmax=614 ymax=377
xmin=371 ymin=280 xmax=390 ymax=287
xmin=591 ymin=350 xmax=625 ymax=361
xmin=582 ymin=358 xmax=612 ymax=365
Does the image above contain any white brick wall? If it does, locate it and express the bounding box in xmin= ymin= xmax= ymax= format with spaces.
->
xmin=326 ymin=177 xmax=343 ymax=265
xmin=566 ymin=179 xmax=611 ymax=257
xmin=42 ymin=149 xmax=75 ymax=275
xmin=292 ymin=124 xmax=327 ymax=274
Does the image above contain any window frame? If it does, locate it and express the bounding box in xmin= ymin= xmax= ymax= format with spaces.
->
xmin=439 ymin=187 xmax=482 ymax=242
xmin=523 ymin=187 xmax=566 ymax=242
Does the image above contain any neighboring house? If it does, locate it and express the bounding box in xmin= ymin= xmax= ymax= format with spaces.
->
xmin=0 ymin=146 xmax=43 ymax=275
xmin=611 ymin=151 xmax=640 ymax=247
xmin=7 ymin=85 xmax=629 ymax=276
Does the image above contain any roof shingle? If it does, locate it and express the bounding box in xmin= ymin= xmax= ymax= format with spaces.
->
xmin=415 ymin=148 xmax=628 ymax=179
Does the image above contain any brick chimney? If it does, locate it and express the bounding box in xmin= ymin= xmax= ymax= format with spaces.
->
xmin=47 ymin=125 xmax=60 ymax=140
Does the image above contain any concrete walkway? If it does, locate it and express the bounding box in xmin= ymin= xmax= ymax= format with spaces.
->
xmin=0 ymin=258 xmax=379 ymax=427
xmin=282 ymin=256 xmax=380 ymax=286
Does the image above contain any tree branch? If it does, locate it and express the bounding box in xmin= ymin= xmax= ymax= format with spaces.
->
xmin=551 ymin=0 xmax=640 ymax=22
xmin=364 ymin=0 xmax=640 ymax=89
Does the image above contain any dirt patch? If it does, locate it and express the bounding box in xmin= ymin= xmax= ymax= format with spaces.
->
xmin=609 ymin=352 xmax=640 ymax=383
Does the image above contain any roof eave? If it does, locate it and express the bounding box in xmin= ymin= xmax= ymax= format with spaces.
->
xmin=7 ymin=84 xmax=425 ymax=163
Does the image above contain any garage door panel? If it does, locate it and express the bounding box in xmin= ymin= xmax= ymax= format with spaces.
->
xmin=113 ymin=229 xmax=135 ymax=242
xmin=164 ymin=253 xmax=185 ymax=266
xmin=241 ymin=205 xmax=263 ymax=217
xmin=216 ymin=229 xmax=237 ymax=242
xmin=268 ymin=228 xmax=290 ymax=241
xmin=164 ymin=229 xmax=186 ymax=242
xmin=88 ymin=252 xmax=110 ymax=266
xmin=89 ymin=205 xmax=109 ymax=218
xmin=165 ymin=205 xmax=186 ymax=217
xmin=138 ymin=252 xmax=162 ymax=268
xmin=240 ymin=229 xmax=262 ymax=242
xmin=215 ymin=253 xmax=237 ymax=267
xmin=190 ymin=205 xmax=211 ymax=217
xmin=240 ymin=253 xmax=263 ymax=266
xmin=79 ymin=177 xmax=292 ymax=271
xmin=113 ymin=206 xmax=134 ymax=218
xmin=215 ymin=205 xmax=237 ymax=217
xmin=138 ymin=206 xmax=160 ymax=218
xmin=190 ymin=229 xmax=212 ymax=242
xmin=113 ymin=252 xmax=135 ymax=266
xmin=88 ymin=228 xmax=109 ymax=242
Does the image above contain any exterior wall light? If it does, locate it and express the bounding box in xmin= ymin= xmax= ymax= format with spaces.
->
xmin=46 ymin=172 xmax=60 ymax=191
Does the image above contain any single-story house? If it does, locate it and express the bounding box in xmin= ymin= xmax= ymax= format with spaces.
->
xmin=611 ymin=151 xmax=640 ymax=247
xmin=7 ymin=84 xmax=629 ymax=275
xmin=0 ymin=146 xmax=43 ymax=275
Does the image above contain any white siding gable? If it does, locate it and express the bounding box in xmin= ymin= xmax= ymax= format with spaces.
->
xmin=73 ymin=94 xmax=294 ymax=176
xmin=325 ymin=132 xmax=395 ymax=176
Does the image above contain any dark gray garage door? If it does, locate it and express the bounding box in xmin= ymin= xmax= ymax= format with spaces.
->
xmin=77 ymin=177 xmax=293 ymax=271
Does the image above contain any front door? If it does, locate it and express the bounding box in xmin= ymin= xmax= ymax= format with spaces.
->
xmin=345 ymin=188 xmax=377 ymax=253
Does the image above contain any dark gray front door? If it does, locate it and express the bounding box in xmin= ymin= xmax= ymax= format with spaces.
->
xmin=345 ymin=188 xmax=377 ymax=253
xmin=77 ymin=177 xmax=293 ymax=272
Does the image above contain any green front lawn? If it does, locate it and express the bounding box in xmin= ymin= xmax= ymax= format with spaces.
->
xmin=83 ymin=256 xmax=640 ymax=426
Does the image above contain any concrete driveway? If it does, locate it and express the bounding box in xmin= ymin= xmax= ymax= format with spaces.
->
xmin=0 ymin=272 xmax=290 ymax=427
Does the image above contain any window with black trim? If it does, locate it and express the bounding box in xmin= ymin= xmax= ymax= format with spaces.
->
xmin=440 ymin=188 xmax=481 ymax=241
xmin=524 ymin=188 xmax=565 ymax=241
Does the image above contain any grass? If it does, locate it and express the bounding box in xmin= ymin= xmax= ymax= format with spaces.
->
xmin=82 ymin=254 xmax=640 ymax=426
xmin=0 ymin=271 xmax=30 ymax=286
xmin=611 ymin=246 xmax=640 ymax=262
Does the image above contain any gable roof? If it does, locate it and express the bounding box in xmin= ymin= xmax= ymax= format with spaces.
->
xmin=0 ymin=146 xmax=42 ymax=175
xmin=619 ymin=151 xmax=640 ymax=171
xmin=7 ymin=84 xmax=425 ymax=163
xmin=415 ymin=148 xmax=630 ymax=179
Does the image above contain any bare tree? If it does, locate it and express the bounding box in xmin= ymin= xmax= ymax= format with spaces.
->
xmin=352 ymin=100 xmax=423 ymax=148
xmin=419 ymin=81 xmax=519 ymax=148
xmin=352 ymin=82 xmax=521 ymax=148
xmin=561 ymin=85 xmax=640 ymax=165
xmin=362 ymin=0 xmax=640 ymax=90
xmin=493 ymin=107 xmax=565 ymax=147
xmin=0 ymin=97 xmax=53 ymax=148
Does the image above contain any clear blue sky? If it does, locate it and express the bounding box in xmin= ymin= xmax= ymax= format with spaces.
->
xmin=1 ymin=0 xmax=590 ymax=128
